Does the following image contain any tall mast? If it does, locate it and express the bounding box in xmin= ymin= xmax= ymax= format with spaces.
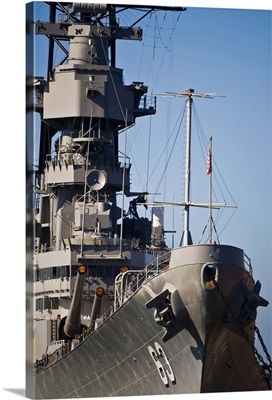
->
xmin=155 ymin=89 xmax=225 ymax=246
xmin=182 ymin=89 xmax=194 ymax=246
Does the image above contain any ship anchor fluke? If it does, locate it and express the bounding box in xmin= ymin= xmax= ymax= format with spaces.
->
xmin=223 ymin=280 xmax=269 ymax=337
xmin=145 ymin=286 xmax=189 ymax=341
xmin=239 ymin=280 xmax=269 ymax=325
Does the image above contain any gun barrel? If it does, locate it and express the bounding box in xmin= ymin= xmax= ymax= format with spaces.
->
xmin=90 ymin=287 xmax=105 ymax=329
xmin=64 ymin=266 xmax=86 ymax=338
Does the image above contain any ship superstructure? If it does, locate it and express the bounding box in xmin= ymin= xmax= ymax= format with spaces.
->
xmin=28 ymin=2 xmax=271 ymax=398
xmin=33 ymin=0 xmax=185 ymax=363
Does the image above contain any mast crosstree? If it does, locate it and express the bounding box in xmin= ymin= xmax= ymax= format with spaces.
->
xmin=154 ymin=89 xmax=235 ymax=246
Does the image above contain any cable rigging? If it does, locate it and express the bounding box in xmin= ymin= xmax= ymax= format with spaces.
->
xmin=191 ymin=102 xmax=238 ymax=242
xmin=150 ymin=103 xmax=187 ymax=202
xmin=122 ymin=10 xmax=182 ymax=199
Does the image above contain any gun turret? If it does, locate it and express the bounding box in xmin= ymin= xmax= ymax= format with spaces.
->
xmin=63 ymin=266 xmax=86 ymax=339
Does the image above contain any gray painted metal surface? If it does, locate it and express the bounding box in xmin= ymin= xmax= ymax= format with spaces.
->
xmin=34 ymin=245 xmax=269 ymax=398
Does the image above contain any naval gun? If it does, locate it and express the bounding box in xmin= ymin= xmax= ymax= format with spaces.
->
xmin=59 ymin=265 xmax=87 ymax=340
xmin=59 ymin=266 xmax=105 ymax=341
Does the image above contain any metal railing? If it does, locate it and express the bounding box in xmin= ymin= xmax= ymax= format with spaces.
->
xmin=45 ymin=150 xmax=130 ymax=169
xmin=138 ymin=95 xmax=156 ymax=111
xmin=113 ymin=251 xmax=171 ymax=311
xmin=244 ymin=253 xmax=253 ymax=276
xmin=34 ymin=341 xmax=70 ymax=373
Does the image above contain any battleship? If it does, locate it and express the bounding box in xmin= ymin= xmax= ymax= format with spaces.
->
xmin=27 ymin=2 xmax=271 ymax=398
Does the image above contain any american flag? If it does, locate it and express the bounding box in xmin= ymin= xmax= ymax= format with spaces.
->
xmin=206 ymin=145 xmax=212 ymax=175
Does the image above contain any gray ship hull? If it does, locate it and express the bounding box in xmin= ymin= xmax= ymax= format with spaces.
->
xmin=34 ymin=245 xmax=269 ymax=398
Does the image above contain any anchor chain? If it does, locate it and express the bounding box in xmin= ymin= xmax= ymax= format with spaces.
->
xmin=212 ymin=277 xmax=271 ymax=387
xmin=254 ymin=326 xmax=272 ymax=367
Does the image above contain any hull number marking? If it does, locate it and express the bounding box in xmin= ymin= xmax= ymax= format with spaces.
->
xmin=147 ymin=342 xmax=175 ymax=386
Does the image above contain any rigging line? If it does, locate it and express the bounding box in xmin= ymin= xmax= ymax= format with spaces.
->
xmin=147 ymin=102 xmax=186 ymax=191
xmin=56 ymin=2 xmax=71 ymax=22
xmin=194 ymin=105 xmax=234 ymax=205
xmin=143 ymin=15 xmax=159 ymax=192
xmin=137 ymin=11 xmax=153 ymax=82
xmin=218 ymin=207 xmax=238 ymax=237
xmin=34 ymin=1 xmax=45 ymax=15
xmin=212 ymin=156 xmax=237 ymax=206
xmin=119 ymin=128 xmax=145 ymax=191
xmin=144 ymin=13 xmax=158 ymax=85
xmin=119 ymin=7 xmax=154 ymax=29
xmin=210 ymin=217 xmax=220 ymax=244
xmin=192 ymin=107 xmax=232 ymax=234
xmin=151 ymin=17 xmax=181 ymax=90
xmin=118 ymin=8 xmax=141 ymax=28
xmin=192 ymin=104 xmax=221 ymax=205
xmin=163 ymin=44 xmax=174 ymax=199
xmin=128 ymin=15 xmax=155 ymax=191
xmin=213 ymin=206 xmax=225 ymax=226
xmin=192 ymin=102 xmax=208 ymax=148
xmin=137 ymin=37 xmax=144 ymax=81
xmin=156 ymin=12 xmax=173 ymax=50
xmin=176 ymin=11 xmax=182 ymax=22
xmin=138 ymin=12 xmax=179 ymax=90
xmin=141 ymin=12 xmax=180 ymax=32
xmin=98 ymin=28 xmax=127 ymax=124
xmin=163 ymin=100 xmax=170 ymax=199
xmin=192 ymin=103 xmax=212 ymax=168
xmin=152 ymin=105 xmax=186 ymax=202
xmin=193 ymin=103 xmax=232 ymax=204
xmin=125 ymin=122 xmax=146 ymax=190
xmin=192 ymin=105 xmax=237 ymax=236
xmin=129 ymin=9 xmax=154 ymax=28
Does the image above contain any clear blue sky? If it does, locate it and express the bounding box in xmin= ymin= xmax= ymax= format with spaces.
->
xmin=0 ymin=1 xmax=271 ymax=398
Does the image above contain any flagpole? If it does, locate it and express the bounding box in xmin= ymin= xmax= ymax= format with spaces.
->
xmin=208 ymin=136 xmax=212 ymax=243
